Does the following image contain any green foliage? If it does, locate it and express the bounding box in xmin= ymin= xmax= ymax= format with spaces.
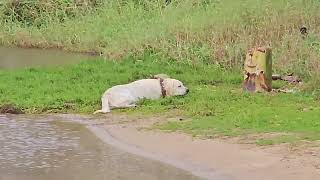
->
xmin=0 ymin=0 xmax=319 ymax=84
xmin=0 ymin=0 xmax=103 ymax=26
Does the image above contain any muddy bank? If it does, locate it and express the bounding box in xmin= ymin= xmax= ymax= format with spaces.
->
xmin=52 ymin=114 xmax=228 ymax=180
xmin=94 ymin=115 xmax=320 ymax=180
xmin=0 ymin=104 xmax=24 ymax=114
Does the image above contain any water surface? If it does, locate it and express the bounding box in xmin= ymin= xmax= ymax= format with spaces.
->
xmin=0 ymin=47 xmax=93 ymax=70
xmin=0 ymin=115 xmax=200 ymax=180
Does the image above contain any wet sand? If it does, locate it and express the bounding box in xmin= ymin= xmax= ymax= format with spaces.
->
xmin=49 ymin=114 xmax=320 ymax=180
xmin=97 ymin=115 xmax=320 ymax=180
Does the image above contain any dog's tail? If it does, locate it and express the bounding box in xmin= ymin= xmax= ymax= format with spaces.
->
xmin=93 ymin=95 xmax=111 ymax=114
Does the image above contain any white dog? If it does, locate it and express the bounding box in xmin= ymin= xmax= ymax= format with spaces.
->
xmin=94 ymin=77 xmax=189 ymax=113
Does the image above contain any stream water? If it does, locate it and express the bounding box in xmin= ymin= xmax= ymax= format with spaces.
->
xmin=0 ymin=47 xmax=93 ymax=70
xmin=0 ymin=115 xmax=199 ymax=180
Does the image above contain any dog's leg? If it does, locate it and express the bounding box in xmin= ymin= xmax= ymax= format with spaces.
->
xmin=101 ymin=96 xmax=111 ymax=112
xmin=94 ymin=96 xmax=111 ymax=114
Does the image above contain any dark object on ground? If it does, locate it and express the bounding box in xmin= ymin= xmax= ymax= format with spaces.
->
xmin=0 ymin=104 xmax=24 ymax=114
xmin=271 ymin=73 xmax=302 ymax=93
xmin=272 ymin=73 xmax=301 ymax=84
xmin=300 ymin=26 xmax=308 ymax=38
xmin=272 ymin=74 xmax=282 ymax=80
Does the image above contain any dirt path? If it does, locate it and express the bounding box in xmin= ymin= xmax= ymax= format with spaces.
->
xmin=100 ymin=115 xmax=320 ymax=180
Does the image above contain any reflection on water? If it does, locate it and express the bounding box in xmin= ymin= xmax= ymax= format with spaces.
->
xmin=0 ymin=115 xmax=200 ymax=180
xmin=0 ymin=47 xmax=94 ymax=70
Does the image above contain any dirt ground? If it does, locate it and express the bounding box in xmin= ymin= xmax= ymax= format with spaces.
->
xmin=97 ymin=114 xmax=320 ymax=180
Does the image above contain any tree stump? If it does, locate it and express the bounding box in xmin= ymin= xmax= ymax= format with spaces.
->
xmin=243 ymin=47 xmax=272 ymax=92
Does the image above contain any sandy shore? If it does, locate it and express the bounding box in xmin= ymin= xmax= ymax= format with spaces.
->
xmin=98 ymin=115 xmax=320 ymax=180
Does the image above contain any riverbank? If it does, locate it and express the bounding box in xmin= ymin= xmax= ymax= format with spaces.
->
xmin=1 ymin=0 xmax=320 ymax=143
xmin=85 ymin=114 xmax=320 ymax=180
xmin=1 ymin=54 xmax=320 ymax=143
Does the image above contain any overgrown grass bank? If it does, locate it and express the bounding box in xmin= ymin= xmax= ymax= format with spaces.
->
xmin=1 ymin=55 xmax=319 ymax=143
xmin=1 ymin=0 xmax=320 ymax=83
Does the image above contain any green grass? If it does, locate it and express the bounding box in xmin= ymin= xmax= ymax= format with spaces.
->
xmin=256 ymin=135 xmax=301 ymax=146
xmin=1 ymin=0 xmax=320 ymax=83
xmin=1 ymin=54 xmax=320 ymax=143
xmin=0 ymin=53 xmax=239 ymax=113
xmin=156 ymin=86 xmax=320 ymax=141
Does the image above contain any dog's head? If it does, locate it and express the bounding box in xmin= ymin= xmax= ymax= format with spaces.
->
xmin=163 ymin=79 xmax=189 ymax=96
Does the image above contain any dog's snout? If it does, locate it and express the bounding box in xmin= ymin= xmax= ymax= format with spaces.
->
xmin=186 ymin=88 xmax=190 ymax=93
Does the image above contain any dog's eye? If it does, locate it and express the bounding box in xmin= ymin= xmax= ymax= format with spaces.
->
xmin=178 ymin=85 xmax=182 ymax=88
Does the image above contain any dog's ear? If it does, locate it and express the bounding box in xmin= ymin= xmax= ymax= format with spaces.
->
xmin=163 ymin=79 xmax=174 ymax=96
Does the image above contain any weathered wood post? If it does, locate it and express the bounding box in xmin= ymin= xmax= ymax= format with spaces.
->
xmin=243 ymin=47 xmax=272 ymax=92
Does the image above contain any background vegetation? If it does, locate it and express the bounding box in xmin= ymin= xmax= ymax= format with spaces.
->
xmin=1 ymin=0 xmax=320 ymax=81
